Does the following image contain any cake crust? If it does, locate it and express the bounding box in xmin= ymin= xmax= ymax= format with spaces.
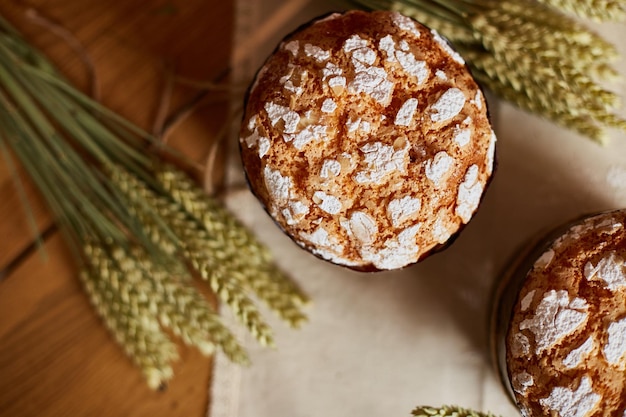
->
xmin=239 ymin=10 xmax=495 ymax=271
xmin=505 ymin=210 xmax=626 ymax=417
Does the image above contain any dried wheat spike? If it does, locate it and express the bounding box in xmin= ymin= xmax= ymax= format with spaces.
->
xmin=534 ymin=0 xmax=626 ymax=21
xmin=79 ymin=257 xmax=178 ymax=390
xmin=156 ymin=166 xmax=272 ymax=264
xmin=108 ymin=166 xmax=181 ymax=256
xmin=190 ymin=253 xmax=275 ymax=347
xmin=412 ymin=405 xmax=500 ymax=417
xmin=470 ymin=65 xmax=606 ymax=141
xmin=130 ymin=247 xmax=250 ymax=364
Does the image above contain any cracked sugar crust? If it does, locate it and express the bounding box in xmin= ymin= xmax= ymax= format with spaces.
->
xmin=505 ymin=210 xmax=626 ymax=416
xmin=239 ymin=10 xmax=495 ymax=271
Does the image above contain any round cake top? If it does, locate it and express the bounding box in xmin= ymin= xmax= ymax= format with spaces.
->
xmin=506 ymin=210 xmax=626 ymax=417
xmin=239 ymin=10 xmax=496 ymax=271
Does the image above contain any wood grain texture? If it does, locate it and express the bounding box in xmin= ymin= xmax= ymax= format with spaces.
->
xmin=0 ymin=0 xmax=234 ymax=415
xmin=0 ymin=234 xmax=215 ymax=417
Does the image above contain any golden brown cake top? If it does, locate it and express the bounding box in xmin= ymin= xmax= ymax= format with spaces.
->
xmin=239 ymin=10 xmax=495 ymax=271
xmin=506 ymin=210 xmax=626 ymax=417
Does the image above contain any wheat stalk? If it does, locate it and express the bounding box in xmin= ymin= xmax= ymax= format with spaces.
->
xmin=0 ymin=13 xmax=309 ymax=389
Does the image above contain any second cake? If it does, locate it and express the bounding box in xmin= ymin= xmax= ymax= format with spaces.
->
xmin=493 ymin=210 xmax=626 ymax=416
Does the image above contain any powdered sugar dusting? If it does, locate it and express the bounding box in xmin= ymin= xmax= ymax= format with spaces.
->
xmin=453 ymin=126 xmax=471 ymax=147
xmin=300 ymin=226 xmax=345 ymax=264
xmin=321 ymin=98 xmax=338 ymax=114
xmin=379 ymin=35 xmax=397 ymax=62
xmin=263 ymin=166 xmax=293 ymax=206
xmin=322 ymin=62 xmax=343 ymax=79
xmin=378 ymin=31 xmax=429 ymax=85
xmin=281 ymin=208 xmax=295 ymax=225
xmin=283 ymin=80 xmax=303 ymax=96
xmin=431 ymin=88 xmax=466 ymax=123
xmin=570 ymin=298 xmax=588 ymax=310
xmin=264 ymin=102 xmax=300 ymax=134
xmin=431 ymin=30 xmax=465 ymax=64
xmin=313 ymin=191 xmax=342 ymax=215
xmin=359 ymin=224 xmax=421 ymax=270
xmin=346 ymin=118 xmax=372 ymax=134
xmin=394 ymin=98 xmax=418 ymax=126
xmin=243 ymin=115 xmax=271 ymax=158
xmin=584 ymin=252 xmax=626 ymax=291
xmin=328 ymin=76 xmax=346 ymax=90
xmin=283 ymin=124 xmax=328 ymax=150
xmin=280 ymin=64 xmax=305 ymax=96
xmin=352 ymin=47 xmax=377 ymax=66
xmin=388 ymin=196 xmax=421 ymax=227
xmin=520 ymin=290 xmax=589 ymax=354
xmin=282 ymin=200 xmax=310 ymax=225
xmin=349 ymin=66 xmax=394 ymax=105
xmin=343 ymin=34 xmax=369 ymax=53
xmin=355 ymin=141 xmax=409 ymax=185
xmin=604 ymin=317 xmax=626 ymax=366
xmin=455 ymin=165 xmax=483 ymax=223
xmin=539 ymin=377 xmax=600 ymax=417
xmin=304 ymin=44 xmax=330 ymax=62
xmin=258 ymin=137 xmax=270 ymax=158
xmin=563 ymin=337 xmax=594 ymax=369
xmin=247 ymin=115 xmax=258 ymax=131
xmin=395 ymin=50 xmax=429 ymax=85
xmin=346 ymin=119 xmax=358 ymax=133
xmin=391 ymin=12 xmax=421 ymax=38
xmin=320 ymin=159 xmax=341 ymax=179
xmin=290 ymin=200 xmax=309 ymax=217
xmin=425 ymin=151 xmax=455 ymax=186
xmin=301 ymin=226 xmax=334 ymax=247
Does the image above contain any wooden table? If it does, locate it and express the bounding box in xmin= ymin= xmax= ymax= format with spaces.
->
xmin=0 ymin=1 xmax=234 ymax=416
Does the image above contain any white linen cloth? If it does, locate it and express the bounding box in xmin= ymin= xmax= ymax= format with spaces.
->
xmin=210 ymin=1 xmax=626 ymax=416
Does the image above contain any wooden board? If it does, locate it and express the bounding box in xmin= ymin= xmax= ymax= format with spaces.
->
xmin=0 ymin=0 xmax=234 ymax=415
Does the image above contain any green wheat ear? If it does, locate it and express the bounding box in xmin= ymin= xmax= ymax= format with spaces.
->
xmin=412 ymin=405 xmax=501 ymax=417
